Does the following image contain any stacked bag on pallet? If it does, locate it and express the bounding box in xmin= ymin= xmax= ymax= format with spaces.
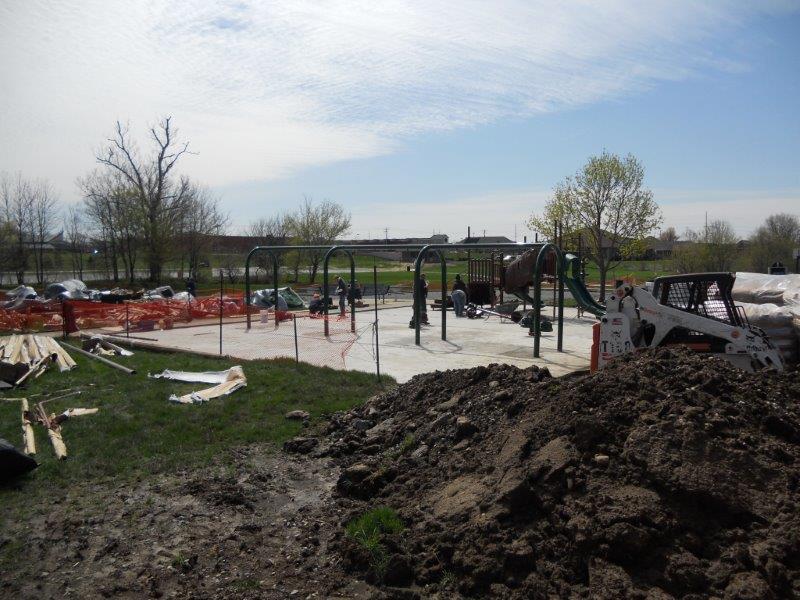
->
xmin=733 ymin=272 xmax=800 ymax=364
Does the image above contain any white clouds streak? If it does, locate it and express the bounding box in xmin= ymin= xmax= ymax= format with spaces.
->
xmin=0 ymin=1 xmax=796 ymax=195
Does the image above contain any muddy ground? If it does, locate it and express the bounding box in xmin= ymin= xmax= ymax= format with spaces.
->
xmin=2 ymin=348 xmax=799 ymax=599
xmin=0 ymin=448 xmax=379 ymax=599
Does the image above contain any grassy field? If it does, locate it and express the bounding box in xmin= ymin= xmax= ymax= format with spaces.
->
xmin=0 ymin=347 xmax=390 ymax=526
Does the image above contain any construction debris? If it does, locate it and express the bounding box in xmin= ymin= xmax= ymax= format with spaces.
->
xmin=0 ymin=334 xmax=77 ymax=387
xmin=150 ymin=366 xmax=247 ymax=404
xmin=20 ymin=398 xmax=36 ymax=455
xmin=0 ymin=438 xmax=37 ymax=482
xmin=61 ymin=342 xmax=136 ymax=375
xmin=79 ymin=333 xmax=134 ymax=357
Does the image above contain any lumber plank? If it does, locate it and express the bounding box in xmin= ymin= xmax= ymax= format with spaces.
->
xmin=20 ymin=398 xmax=36 ymax=455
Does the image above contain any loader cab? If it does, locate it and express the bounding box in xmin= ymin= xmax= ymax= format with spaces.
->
xmin=651 ymin=273 xmax=744 ymax=327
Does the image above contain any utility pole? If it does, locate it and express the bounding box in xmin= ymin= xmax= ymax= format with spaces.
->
xmin=384 ymin=228 xmax=389 ymax=244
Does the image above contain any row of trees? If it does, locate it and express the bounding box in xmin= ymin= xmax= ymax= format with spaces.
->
xmin=529 ymin=152 xmax=799 ymax=299
xmin=2 ymin=117 xmax=352 ymax=287
xmin=671 ymin=213 xmax=800 ymax=274
xmin=0 ymin=173 xmax=59 ymax=285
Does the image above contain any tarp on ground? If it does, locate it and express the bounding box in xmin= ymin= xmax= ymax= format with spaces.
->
xmin=150 ymin=366 xmax=248 ymax=404
xmin=44 ymin=279 xmax=90 ymax=300
xmin=733 ymin=272 xmax=800 ymax=305
xmin=251 ymin=287 xmax=305 ymax=309
xmin=739 ymin=301 xmax=798 ymax=364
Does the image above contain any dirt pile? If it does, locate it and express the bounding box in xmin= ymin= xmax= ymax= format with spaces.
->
xmin=321 ymin=348 xmax=800 ymax=598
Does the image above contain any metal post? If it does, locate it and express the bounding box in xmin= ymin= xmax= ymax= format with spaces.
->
xmin=557 ymin=222 xmax=564 ymax=352
xmin=219 ymin=269 xmax=223 ymax=356
xmin=125 ymin=301 xmax=129 ymax=338
xmin=441 ymin=252 xmax=447 ymax=340
xmin=293 ymin=314 xmax=299 ymax=365
xmin=373 ymin=265 xmax=380 ymax=382
xmin=350 ymin=253 xmax=356 ymax=334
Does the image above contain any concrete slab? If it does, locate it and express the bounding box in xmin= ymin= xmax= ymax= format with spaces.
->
xmin=131 ymin=306 xmax=595 ymax=383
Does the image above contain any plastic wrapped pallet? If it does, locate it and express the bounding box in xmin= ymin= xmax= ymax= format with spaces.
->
xmin=739 ymin=302 xmax=798 ymax=364
xmin=733 ymin=272 xmax=800 ymax=305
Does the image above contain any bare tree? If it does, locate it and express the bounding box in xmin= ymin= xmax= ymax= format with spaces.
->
xmin=95 ymin=118 xmax=194 ymax=282
xmin=246 ymin=214 xmax=289 ymax=282
xmin=529 ymin=152 xmax=661 ymax=300
xmin=180 ymin=185 xmax=228 ymax=279
xmin=31 ymin=180 xmax=58 ymax=284
xmin=64 ymin=205 xmax=86 ymax=279
xmin=1 ymin=172 xmax=34 ymax=284
xmin=659 ymin=227 xmax=679 ymax=242
xmin=79 ymin=171 xmax=140 ymax=283
xmin=284 ymin=197 xmax=351 ymax=283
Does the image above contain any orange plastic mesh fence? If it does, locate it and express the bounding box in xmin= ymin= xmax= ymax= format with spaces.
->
xmin=0 ymin=291 xmax=250 ymax=334
xmin=245 ymin=311 xmax=362 ymax=369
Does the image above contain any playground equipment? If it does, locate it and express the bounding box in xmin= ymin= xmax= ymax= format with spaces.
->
xmin=245 ymin=241 xmax=592 ymax=360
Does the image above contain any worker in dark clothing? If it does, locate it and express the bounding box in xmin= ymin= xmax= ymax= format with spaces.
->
xmin=186 ymin=276 xmax=197 ymax=298
xmin=451 ymin=273 xmax=467 ymax=317
xmin=309 ymin=292 xmax=325 ymax=315
xmin=409 ymin=273 xmax=430 ymax=328
xmin=336 ymin=276 xmax=347 ymax=316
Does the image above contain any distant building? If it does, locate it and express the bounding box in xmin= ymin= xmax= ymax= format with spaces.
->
xmin=457 ymin=235 xmax=515 ymax=245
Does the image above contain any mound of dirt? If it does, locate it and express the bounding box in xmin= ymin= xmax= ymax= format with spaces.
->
xmin=320 ymin=348 xmax=800 ymax=598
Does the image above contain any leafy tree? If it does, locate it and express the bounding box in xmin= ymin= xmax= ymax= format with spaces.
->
xmin=747 ymin=213 xmax=800 ymax=272
xmin=528 ymin=151 xmax=661 ymax=300
xmin=672 ymin=220 xmax=739 ymax=273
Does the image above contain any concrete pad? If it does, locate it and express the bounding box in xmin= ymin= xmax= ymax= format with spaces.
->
xmin=133 ymin=306 xmax=595 ymax=383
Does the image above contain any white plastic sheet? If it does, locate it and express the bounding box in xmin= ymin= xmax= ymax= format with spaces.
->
xmin=149 ymin=366 xmax=248 ymax=404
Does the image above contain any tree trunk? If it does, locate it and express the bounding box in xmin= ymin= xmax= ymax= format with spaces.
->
xmin=598 ymin=266 xmax=608 ymax=302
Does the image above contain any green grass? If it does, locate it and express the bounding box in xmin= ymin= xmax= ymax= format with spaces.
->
xmin=345 ymin=506 xmax=405 ymax=577
xmin=0 ymin=347 xmax=391 ymax=525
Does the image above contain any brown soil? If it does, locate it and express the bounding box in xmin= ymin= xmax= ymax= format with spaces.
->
xmin=3 ymin=348 xmax=799 ymax=599
xmin=321 ymin=348 xmax=800 ymax=598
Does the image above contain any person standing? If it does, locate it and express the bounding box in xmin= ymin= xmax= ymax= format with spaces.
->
xmin=186 ymin=276 xmax=197 ymax=298
xmin=420 ymin=273 xmax=429 ymax=325
xmin=336 ymin=276 xmax=347 ymax=317
xmin=451 ymin=273 xmax=467 ymax=317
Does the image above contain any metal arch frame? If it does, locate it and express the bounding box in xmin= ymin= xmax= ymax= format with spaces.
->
xmin=532 ymin=243 xmax=565 ymax=357
xmin=244 ymin=245 xmax=332 ymax=329
xmin=321 ymin=244 xmax=429 ymax=335
xmin=413 ymin=243 xmax=542 ymax=344
xmin=322 ymin=246 xmax=357 ymax=334
xmin=412 ymin=242 xmax=565 ymax=357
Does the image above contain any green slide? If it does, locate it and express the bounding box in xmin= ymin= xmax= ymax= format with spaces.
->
xmin=561 ymin=253 xmax=606 ymax=317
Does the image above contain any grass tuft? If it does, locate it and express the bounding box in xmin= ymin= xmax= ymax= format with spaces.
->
xmin=345 ymin=507 xmax=404 ymax=577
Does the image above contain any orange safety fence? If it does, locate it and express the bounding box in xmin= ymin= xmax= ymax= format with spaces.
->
xmin=0 ymin=292 xmax=253 ymax=334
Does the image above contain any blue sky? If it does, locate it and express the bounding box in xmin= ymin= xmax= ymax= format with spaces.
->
xmin=2 ymin=1 xmax=799 ymax=240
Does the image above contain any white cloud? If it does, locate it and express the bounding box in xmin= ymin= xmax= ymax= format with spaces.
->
xmin=0 ymin=1 xmax=796 ymax=199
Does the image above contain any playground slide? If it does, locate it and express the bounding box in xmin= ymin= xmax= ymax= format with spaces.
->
xmin=561 ymin=253 xmax=606 ymax=317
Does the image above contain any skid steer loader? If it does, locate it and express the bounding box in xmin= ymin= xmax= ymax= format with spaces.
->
xmin=594 ymin=273 xmax=784 ymax=372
